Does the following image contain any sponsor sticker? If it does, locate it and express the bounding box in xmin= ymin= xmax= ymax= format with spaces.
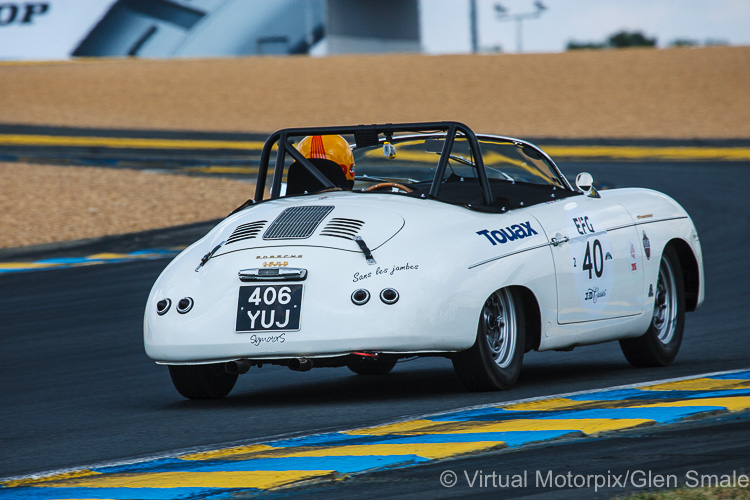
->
xmin=476 ymin=221 xmax=539 ymax=246
xmin=628 ymin=240 xmax=639 ymax=274
xmin=568 ymin=213 xmax=613 ymax=313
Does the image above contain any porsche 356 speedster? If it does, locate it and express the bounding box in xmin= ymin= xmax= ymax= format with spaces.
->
xmin=144 ymin=121 xmax=704 ymax=399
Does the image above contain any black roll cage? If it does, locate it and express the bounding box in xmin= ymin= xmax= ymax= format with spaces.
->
xmin=254 ymin=121 xmax=570 ymax=205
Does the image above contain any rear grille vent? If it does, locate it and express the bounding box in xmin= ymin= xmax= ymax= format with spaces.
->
xmin=320 ymin=218 xmax=365 ymax=240
xmin=227 ymin=221 xmax=267 ymax=245
xmin=263 ymin=205 xmax=334 ymax=240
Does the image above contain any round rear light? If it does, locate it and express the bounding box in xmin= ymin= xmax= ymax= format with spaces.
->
xmin=351 ymin=289 xmax=370 ymax=305
xmin=380 ymin=288 xmax=399 ymax=304
xmin=156 ymin=299 xmax=171 ymax=315
xmin=177 ymin=297 xmax=194 ymax=314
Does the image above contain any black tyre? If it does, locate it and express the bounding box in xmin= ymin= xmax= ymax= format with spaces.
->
xmin=347 ymin=358 xmax=397 ymax=376
xmin=168 ymin=363 xmax=238 ymax=400
xmin=620 ymin=246 xmax=685 ymax=367
xmin=453 ymin=288 xmax=525 ymax=391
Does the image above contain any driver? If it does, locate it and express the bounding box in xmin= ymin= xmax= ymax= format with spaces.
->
xmin=296 ymin=135 xmax=355 ymax=189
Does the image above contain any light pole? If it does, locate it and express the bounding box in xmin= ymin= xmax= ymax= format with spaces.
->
xmin=494 ymin=1 xmax=547 ymax=53
xmin=470 ymin=0 xmax=479 ymax=53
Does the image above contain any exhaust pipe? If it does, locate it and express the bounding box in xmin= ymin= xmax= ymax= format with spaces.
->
xmin=288 ymin=357 xmax=313 ymax=372
xmin=225 ymin=359 xmax=251 ymax=375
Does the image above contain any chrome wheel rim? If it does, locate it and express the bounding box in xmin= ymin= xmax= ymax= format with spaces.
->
xmin=653 ymin=257 xmax=678 ymax=344
xmin=481 ymin=290 xmax=517 ymax=369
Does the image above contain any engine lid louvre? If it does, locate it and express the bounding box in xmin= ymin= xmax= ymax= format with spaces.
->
xmin=263 ymin=206 xmax=335 ymax=240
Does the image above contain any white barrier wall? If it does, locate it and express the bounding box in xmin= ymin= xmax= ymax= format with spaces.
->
xmin=0 ymin=0 xmax=423 ymax=61
xmin=0 ymin=0 xmax=115 ymax=60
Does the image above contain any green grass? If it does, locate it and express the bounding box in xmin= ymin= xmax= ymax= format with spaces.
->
xmin=617 ymin=487 xmax=750 ymax=499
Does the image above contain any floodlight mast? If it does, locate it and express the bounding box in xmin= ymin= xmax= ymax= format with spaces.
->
xmin=469 ymin=0 xmax=479 ymax=53
xmin=494 ymin=1 xmax=547 ymax=53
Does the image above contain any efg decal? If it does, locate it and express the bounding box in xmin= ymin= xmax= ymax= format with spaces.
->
xmin=642 ymin=231 xmax=651 ymax=260
xmin=476 ymin=221 xmax=538 ymax=246
xmin=569 ymin=213 xmax=613 ymax=313
xmin=572 ymin=216 xmax=595 ymax=235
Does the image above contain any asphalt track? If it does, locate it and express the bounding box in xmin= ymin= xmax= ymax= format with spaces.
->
xmin=1 ymin=157 xmax=749 ymax=497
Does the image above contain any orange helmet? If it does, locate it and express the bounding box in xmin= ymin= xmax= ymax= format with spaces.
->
xmin=296 ymin=135 xmax=355 ymax=182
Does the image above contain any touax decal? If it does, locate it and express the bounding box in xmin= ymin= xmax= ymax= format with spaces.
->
xmin=476 ymin=221 xmax=538 ymax=246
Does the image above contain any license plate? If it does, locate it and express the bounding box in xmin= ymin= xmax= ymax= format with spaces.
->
xmin=236 ymin=284 xmax=303 ymax=332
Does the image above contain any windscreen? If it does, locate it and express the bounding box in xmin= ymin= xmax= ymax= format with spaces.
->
xmin=352 ymin=135 xmax=565 ymax=190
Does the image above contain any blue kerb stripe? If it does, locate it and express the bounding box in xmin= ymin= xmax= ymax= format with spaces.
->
xmin=94 ymin=458 xmax=196 ymax=474
xmin=0 ymin=248 xmax=181 ymax=274
xmin=192 ymin=455 xmax=425 ymax=473
xmin=687 ymin=388 xmax=750 ymax=398
xmin=567 ymin=388 xmax=750 ymax=401
xmin=34 ymin=257 xmax=91 ymax=264
xmin=427 ymin=405 xmax=725 ymax=424
xmin=536 ymin=406 xmax=723 ymax=423
xmin=270 ymin=429 xmax=576 ymax=449
xmin=269 ymin=432 xmax=382 ymax=448
xmin=567 ymin=389 xmax=699 ymax=401
xmin=428 ymin=407 xmax=533 ymax=422
xmin=0 ymin=486 xmax=227 ymax=500
xmin=360 ymin=430 xmax=577 ymax=447
xmin=708 ymin=372 xmax=750 ymax=380
xmin=96 ymin=455 xmax=427 ymax=475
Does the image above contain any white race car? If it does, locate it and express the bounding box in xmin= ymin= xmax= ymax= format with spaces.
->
xmin=144 ymin=122 xmax=704 ymax=399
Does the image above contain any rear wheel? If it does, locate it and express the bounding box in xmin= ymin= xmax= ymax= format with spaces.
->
xmin=347 ymin=358 xmax=397 ymax=375
xmin=168 ymin=363 xmax=238 ymax=400
xmin=620 ymin=246 xmax=685 ymax=367
xmin=453 ymin=288 xmax=525 ymax=391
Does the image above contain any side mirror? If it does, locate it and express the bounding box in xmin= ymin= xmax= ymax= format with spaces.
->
xmin=575 ymin=172 xmax=593 ymax=192
xmin=383 ymin=141 xmax=397 ymax=159
xmin=575 ymin=172 xmax=600 ymax=198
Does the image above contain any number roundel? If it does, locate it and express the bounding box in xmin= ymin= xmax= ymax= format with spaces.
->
xmin=569 ymin=214 xmax=613 ymax=313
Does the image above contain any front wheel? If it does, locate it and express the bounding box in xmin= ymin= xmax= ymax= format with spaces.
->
xmin=619 ymin=246 xmax=685 ymax=367
xmin=168 ymin=363 xmax=238 ymax=400
xmin=453 ymin=288 xmax=525 ymax=391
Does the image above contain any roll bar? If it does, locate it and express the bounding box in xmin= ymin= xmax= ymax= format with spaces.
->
xmin=253 ymin=121 xmax=493 ymax=205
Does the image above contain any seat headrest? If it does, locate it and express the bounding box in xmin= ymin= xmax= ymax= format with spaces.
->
xmin=286 ymin=158 xmax=350 ymax=195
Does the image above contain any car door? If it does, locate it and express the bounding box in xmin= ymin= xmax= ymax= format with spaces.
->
xmin=532 ymin=195 xmax=644 ymax=324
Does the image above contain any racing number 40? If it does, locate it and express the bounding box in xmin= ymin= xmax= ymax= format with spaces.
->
xmin=583 ymin=239 xmax=604 ymax=279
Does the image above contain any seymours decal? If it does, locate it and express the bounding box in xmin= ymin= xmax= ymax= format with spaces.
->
xmin=476 ymin=221 xmax=538 ymax=246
